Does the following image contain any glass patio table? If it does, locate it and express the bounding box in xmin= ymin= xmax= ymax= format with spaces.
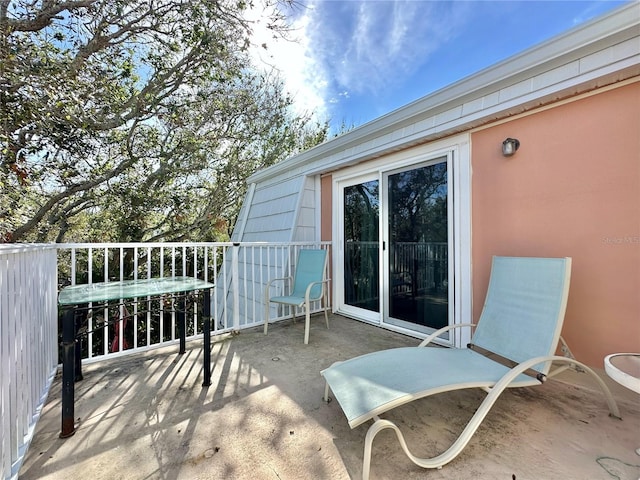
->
xmin=58 ymin=276 xmax=215 ymax=438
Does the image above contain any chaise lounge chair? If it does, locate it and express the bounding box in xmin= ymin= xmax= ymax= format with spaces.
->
xmin=321 ymin=256 xmax=620 ymax=479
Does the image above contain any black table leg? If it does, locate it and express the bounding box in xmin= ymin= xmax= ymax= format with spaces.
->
xmin=202 ymin=289 xmax=211 ymax=386
xmin=74 ymin=309 xmax=84 ymax=381
xmin=60 ymin=308 xmax=76 ymax=438
xmin=177 ymin=294 xmax=186 ymax=354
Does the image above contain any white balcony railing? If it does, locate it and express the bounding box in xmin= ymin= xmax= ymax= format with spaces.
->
xmin=56 ymin=242 xmax=331 ymax=364
xmin=1 ymin=244 xmax=58 ymax=480
xmin=1 ymin=241 xmax=329 ymax=480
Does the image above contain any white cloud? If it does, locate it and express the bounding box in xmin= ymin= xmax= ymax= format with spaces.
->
xmin=246 ymin=2 xmax=331 ymax=123
xmin=309 ymin=1 xmax=470 ymax=95
xmin=246 ymin=1 xmax=472 ymax=124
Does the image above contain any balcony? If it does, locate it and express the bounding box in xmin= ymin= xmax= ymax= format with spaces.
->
xmin=2 ymin=244 xmax=639 ymax=479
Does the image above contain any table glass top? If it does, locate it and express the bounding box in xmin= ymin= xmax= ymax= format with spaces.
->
xmin=59 ymin=276 xmax=214 ymax=305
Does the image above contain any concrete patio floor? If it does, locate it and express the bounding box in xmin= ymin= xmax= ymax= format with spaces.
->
xmin=20 ymin=314 xmax=640 ymax=480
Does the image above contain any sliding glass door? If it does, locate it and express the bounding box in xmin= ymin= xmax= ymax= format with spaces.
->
xmin=343 ymin=178 xmax=380 ymax=314
xmin=336 ymin=151 xmax=457 ymax=339
xmin=383 ymin=158 xmax=450 ymax=333
xmin=332 ymin=139 xmax=473 ymax=347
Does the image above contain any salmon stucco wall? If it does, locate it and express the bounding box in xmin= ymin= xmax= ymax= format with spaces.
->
xmin=471 ymin=81 xmax=640 ymax=368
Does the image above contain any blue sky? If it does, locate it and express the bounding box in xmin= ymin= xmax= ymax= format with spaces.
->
xmin=250 ymin=1 xmax=630 ymax=133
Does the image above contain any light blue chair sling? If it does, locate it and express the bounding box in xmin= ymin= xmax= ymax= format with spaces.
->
xmin=264 ymin=249 xmax=330 ymax=344
xmin=321 ymin=256 xmax=620 ymax=479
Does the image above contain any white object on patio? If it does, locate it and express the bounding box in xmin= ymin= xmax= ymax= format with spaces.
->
xmin=605 ymin=352 xmax=640 ymax=459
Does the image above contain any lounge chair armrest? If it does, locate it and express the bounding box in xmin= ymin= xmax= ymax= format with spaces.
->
xmin=264 ymin=276 xmax=293 ymax=300
xmin=304 ymin=278 xmax=331 ymax=302
xmin=419 ymin=323 xmax=476 ymax=347
xmin=494 ymin=355 xmax=620 ymax=418
xmin=265 ymin=276 xmax=292 ymax=289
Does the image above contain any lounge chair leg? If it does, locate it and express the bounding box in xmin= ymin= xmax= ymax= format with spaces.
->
xmin=264 ymin=302 xmax=269 ymax=335
xmin=323 ymin=295 xmax=329 ymax=329
xmin=323 ymin=361 xmax=342 ymax=403
xmin=304 ymin=307 xmax=310 ymax=345
xmin=564 ymin=359 xmax=620 ymax=419
xmin=363 ymin=417 xmax=451 ymax=480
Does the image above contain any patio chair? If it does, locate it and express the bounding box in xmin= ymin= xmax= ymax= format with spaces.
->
xmin=321 ymin=256 xmax=620 ymax=479
xmin=264 ymin=248 xmax=330 ymax=344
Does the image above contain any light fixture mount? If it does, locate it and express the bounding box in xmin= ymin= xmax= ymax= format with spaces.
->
xmin=502 ymin=138 xmax=520 ymax=157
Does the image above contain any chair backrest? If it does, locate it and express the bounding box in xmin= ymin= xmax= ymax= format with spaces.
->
xmin=471 ymin=256 xmax=572 ymax=375
xmin=291 ymin=249 xmax=327 ymax=300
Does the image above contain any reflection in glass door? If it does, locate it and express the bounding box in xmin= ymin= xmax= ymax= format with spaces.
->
xmin=343 ymin=180 xmax=379 ymax=313
xmin=385 ymin=159 xmax=449 ymax=332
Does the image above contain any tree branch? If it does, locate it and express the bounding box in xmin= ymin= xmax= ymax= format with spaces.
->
xmin=1 ymin=1 xmax=96 ymax=32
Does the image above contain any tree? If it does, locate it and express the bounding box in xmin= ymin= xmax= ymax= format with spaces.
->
xmin=95 ymin=70 xmax=327 ymax=243
xmin=0 ymin=0 xmax=326 ymax=242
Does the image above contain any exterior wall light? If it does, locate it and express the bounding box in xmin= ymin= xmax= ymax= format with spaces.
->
xmin=502 ymin=138 xmax=520 ymax=157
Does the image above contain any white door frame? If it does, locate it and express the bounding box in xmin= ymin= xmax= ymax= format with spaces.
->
xmin=332 ymin=134 xmax=471 ymax=347
xmin=334 ymin=170 xmax=381 ymax=324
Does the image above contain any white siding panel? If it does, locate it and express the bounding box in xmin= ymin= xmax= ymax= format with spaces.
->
xmin=435 ymin=105 xmax=463 ymax=125
xmin=580 ymin=37 xmax=638 ymax=73
xmin=532 ymin=61 xmax=581 ymax=91
xmin=392 ymin=128 xmax=404 ymax=142
xmin=402 ymin=123 xmax=417 ymax=138
xmin=241 ymin=229 xmax=288 ymax=243
xmin=237 ymin=176 xmax=305 ymax=243
xmin=231 ymin=184 xmax=255 ymax=242
xmin=233 ymin=174 xmax=321 ymax=245
xmin=461 ymin=97 xmax=485 ymax=116
xmin=294 ymin=227 xmax=315 ymax=242
xmin=244 ymin=212 xmax=294 ymax=236
xmin=613 ymin=37 xmax=640 ymax=63
xmin=300 ymin=189 xmax=315 ymax=208
xmin=580 ymin=43 xmax=616 ymax=73
xmin=298 ymin=208 xmax=315 ymax=227
xmin=252 ymin=182 xmax=299 ymax=203
xmin=499 ymin=79 xmax=534 ymax=103
xmin=293 ymin=176 xmax=318 ymax=242
xmin=413 ymin=116 xmax=435 ymax=134
xmin=482 ymin=91 xmax=501 ymax=109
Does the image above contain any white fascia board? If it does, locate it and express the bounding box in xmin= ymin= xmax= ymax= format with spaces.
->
xmin=230 ymin=183 xmax=256 ymax=242
xmin=248 ymin=2 xmax=640 ymax=185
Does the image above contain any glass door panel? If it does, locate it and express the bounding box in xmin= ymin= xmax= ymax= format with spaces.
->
xmin=385 ymin=159 xmax=449 ymax=332
xmin=343 ymin=180 xmax=379 ymax=313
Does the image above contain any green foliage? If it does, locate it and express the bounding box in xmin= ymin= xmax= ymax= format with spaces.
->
xmin=1 ymin=0 xmax=327 ymax=243
xmin=389 ymin=162 xmax=448 ymax=243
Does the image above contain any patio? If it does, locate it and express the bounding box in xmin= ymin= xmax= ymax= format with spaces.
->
xmin=19 ymin=314 xmax=640 ymax=480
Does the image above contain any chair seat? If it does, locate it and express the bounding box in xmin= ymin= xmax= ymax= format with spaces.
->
xmin=270 ymin=295 xmax=311 ymax=307
xmin=322 ymin=347 xmax=537 ymax=428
